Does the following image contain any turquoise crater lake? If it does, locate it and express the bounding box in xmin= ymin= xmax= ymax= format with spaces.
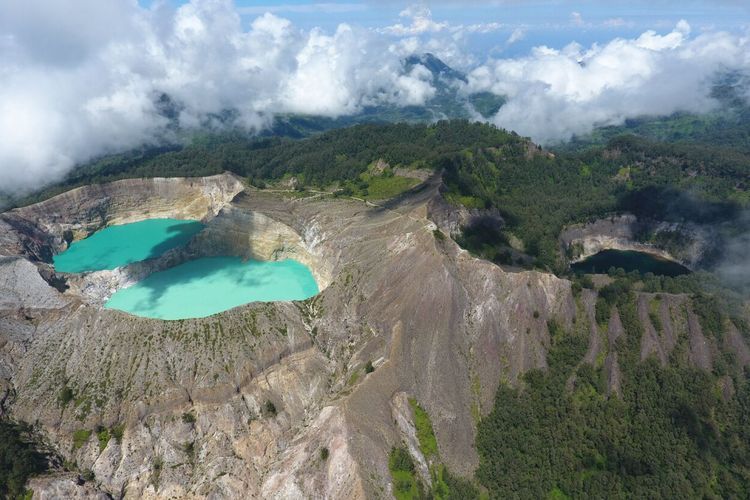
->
xmin=105 ymin=257 xmax=319 ymax=320
xmin=53 ymin=219 xmax=205 ymax=273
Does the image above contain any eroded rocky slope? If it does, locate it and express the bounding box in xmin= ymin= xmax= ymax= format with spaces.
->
xmin=0 ymin=173 xmax=746 ymax=499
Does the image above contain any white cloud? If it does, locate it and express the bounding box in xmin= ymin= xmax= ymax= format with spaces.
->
xmin=465 ymin=21 xmax=750 ymax=144
xmin=0 ymin=0 xmax=436 ymax=193
xmin=1 ymin=1 xmax=750 ymax=194
xmin=381 ymin=5 xmax=449 ymax=36
xmin=381 ymin=6 xmax=501 ymax=69
xmin=395 ymin=64 xmax=438 ymax=105
xmin=507 ymin=28 xmax=526 ymax=45
xmin=571 ymin=11 xmax=585 ymax=27
xmin=381 ymin=6 xmax=502 ymax=39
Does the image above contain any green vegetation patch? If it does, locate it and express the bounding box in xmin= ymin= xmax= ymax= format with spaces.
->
xmin=691 ymin=293 xmax=724 ymax=339
xmin=151 ymin=455 xmax=163 ymax=491
xmin=365 ymin=360 xmax=375 ymax=374
xmin=431 ymin=465 xmax=481 ymax=500
xmin=388 ymin=447 xmax=425 ymax=500
xmin=96 ymin=427 xmax=111 ymax=453
xmin=408 ymin=399 xmax=439 ymax=460
xmin=0 ymin=421 xmax=50 ymax=499
xmin=341 ymin=172 xmax=420 ymax=201
xmin=649 ymin=297 xmax=663 ymax=333
xmin=391 ymin=401 xmax=481 ymax=499
xmin=58 ymin=385 xmax=75 ymax=406
xmin=72 ymin=429 xmax=92 ymax=451
xmin=444 ymin=192 xmax=485 ymax=210
xmin=264 ymin=400 xmax=277 ymax=417
xmin=111 ymin=424 xmax=125 ymax=444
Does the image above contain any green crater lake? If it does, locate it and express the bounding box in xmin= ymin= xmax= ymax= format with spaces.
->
xmin=105 ymin=257 xmax=319 ymax=320
xmin=53 ymin=219 xmax=204 ymax=273
xmin=571 ymin=249 xmax=690 ymax=277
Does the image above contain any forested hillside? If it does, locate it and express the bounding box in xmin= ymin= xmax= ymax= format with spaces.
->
xmin=0 ymin=421 xmax=51 ymax=498
xmin=478 ymin=323 xmax=750 ymax=498
xmin=442 ymin=131 xmax=750 ymax=270
xmin=15 ymin=121 xmax=524 ymax=206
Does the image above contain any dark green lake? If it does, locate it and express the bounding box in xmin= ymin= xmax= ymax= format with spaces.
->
xmin=571 ymin=250 xmax=690 ymax=277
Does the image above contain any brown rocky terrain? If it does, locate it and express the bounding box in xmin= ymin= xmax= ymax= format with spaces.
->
xmin=0 ymin=173 xmax=746 ymax=498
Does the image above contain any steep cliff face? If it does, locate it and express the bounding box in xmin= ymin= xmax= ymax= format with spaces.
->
xmin=190 ymin=198 xmax=334 ymax=290
xmin=1 ymin=174 xmax=746 ymax=499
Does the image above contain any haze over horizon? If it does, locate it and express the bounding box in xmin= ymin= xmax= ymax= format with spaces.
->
xmin=1 ymin=0 xmax=749 ymax=192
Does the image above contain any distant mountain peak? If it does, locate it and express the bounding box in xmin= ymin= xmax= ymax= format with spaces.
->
xmin=405 ymin=53 xmax=467 ymax=83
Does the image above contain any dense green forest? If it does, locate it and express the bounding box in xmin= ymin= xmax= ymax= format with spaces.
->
xmin=14 ymin=121 xmax=523 ymax=206
xmin=0 ymin=421 xmax=50 ymax=498
xmin=476 ymin=274 xmax=750 ymax=499
xmin=442 ymin=131 xmax=750 ymax=271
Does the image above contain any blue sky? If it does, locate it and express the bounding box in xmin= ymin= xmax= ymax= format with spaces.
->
xmin=150 ymin=0 xmax=749 ymax=57
xmin=151 ymin=1 xmax=750 ymax=30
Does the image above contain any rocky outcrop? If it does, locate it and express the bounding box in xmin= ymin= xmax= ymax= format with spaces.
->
xmin=28 ymin=474 xmax=111 ymax=499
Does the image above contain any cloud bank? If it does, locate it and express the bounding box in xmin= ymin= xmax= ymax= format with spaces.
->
xmin=467 ymin=21 xmax=750 ymax=143
xmin=1 ymin=0 xmax=749 ymax=193
xmin=0 ymin=0 xmax=434 ymax=193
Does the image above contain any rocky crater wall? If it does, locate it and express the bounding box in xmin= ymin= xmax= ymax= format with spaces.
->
xmin=560 ymin=214 xmax=714 ymax=269
xmin=0 ymin=173 xmax=245 ymax=261
xmin=4 ymin=174 xmax=744 ymax=499
xmin=65 ymin=204 xmax=333 ymax=306
xmin=3 ymin=174 xmax=332 ymax=306
xmin=189 ymin=204 xmax=334 ymax=290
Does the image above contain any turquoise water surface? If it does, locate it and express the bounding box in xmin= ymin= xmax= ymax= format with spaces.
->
xmin=53 ymin=219 xmax=204 ymax=273
xmin=105 ymin=256 xmax=319 ymax=320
